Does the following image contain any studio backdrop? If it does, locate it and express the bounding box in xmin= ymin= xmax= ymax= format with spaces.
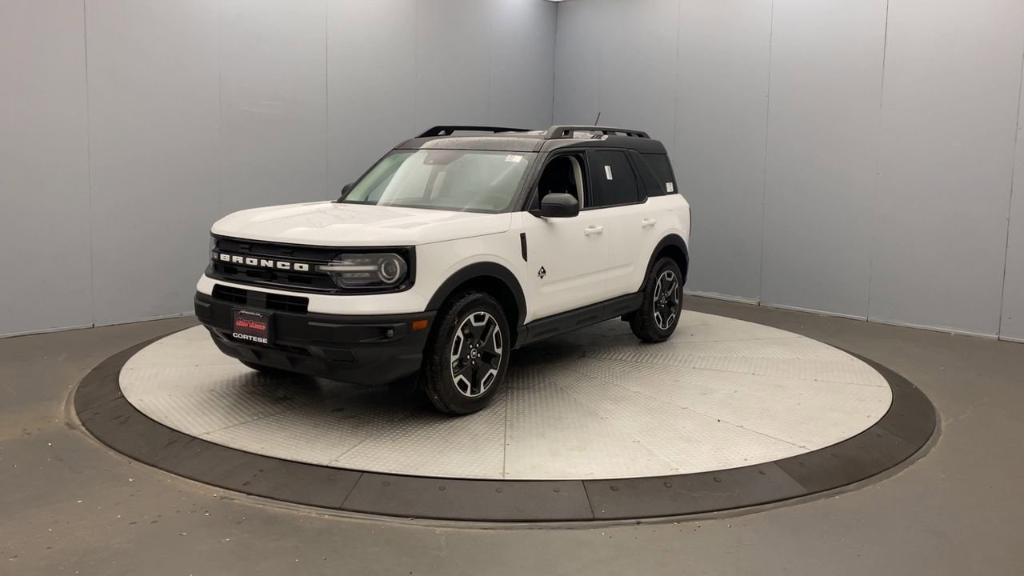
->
xmin=2 ymin=0 xmax=1023 ymax=342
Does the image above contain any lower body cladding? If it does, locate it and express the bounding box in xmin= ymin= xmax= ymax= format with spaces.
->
xmin=194 ymin=292 xmax=434 ymax=385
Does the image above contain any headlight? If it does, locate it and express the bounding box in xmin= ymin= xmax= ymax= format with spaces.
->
xmin=318 ymin=253 xmax=410 ymax=289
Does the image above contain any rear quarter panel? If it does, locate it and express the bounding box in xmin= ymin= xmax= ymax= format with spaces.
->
xmin=630 ymin=194 xmax=691 ymax=292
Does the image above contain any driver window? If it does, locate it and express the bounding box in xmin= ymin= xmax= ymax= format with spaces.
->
xmin=536 ymin=154 xmax=585 ymax=209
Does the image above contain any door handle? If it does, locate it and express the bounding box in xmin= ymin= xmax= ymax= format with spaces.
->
xmin=641 ymin=218 xmax=657 ymax=228
xmin=584 ymin=225 xmax=604 ymax=236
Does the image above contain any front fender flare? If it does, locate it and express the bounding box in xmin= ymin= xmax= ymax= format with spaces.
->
xmin=426 ymin=262 xmax=527 ymax=327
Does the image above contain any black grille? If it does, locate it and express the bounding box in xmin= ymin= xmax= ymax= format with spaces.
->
xmin=211 ymin=261 xmax=330 ymax=290
xmin=212 ymin=284 xmax=309 ymax=313
xmin=208 ymin=236 xmax=415 ymax=294
xmin=208 ymin=236 xmax=342 ymax=293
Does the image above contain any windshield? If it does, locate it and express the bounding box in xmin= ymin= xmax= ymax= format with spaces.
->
xmin=340 ymin=150 xmax=535 ymax=213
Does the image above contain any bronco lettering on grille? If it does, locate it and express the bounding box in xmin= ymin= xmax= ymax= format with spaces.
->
xmin=215 ymin=252 xmax=311 ymax=272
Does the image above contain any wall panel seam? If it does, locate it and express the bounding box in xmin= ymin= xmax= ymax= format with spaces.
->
xmin=996 ymin=44 xmax=1024 ymax=338
xmin=756 ymin=0 xmax=776 ymax=303
xmin=550 ymin=0 xmax=559 ymax=125
xmin=324 ymin=0 xmax=330 ymax=198
xmin=412 ymin=0 xmax=419 ymax=127
xmin=670 ymin=0 xmax=682 ymax=154
xmin=865 ymin=0 xmax=891 ymax=325
xmin=216 ymin=0 xmax=224 ymax=217
xmin=83 ymin=0 xmax=97 ymax=331
xmin=486 ymin=0 xmax=494 ymax=123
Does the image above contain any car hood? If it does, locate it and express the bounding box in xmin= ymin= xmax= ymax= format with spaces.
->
xmin=210 ymin=201 xmax=512 ymax=246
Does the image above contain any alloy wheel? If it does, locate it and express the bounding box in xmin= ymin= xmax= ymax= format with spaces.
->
xmin=449 ymin=311 xmax=503 ymax=397
xmin=652 ymin=269 xmax=681 ymax=331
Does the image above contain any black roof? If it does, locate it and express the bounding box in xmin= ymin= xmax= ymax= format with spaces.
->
xmin=396 ymin=125 xmax=668 ymax=154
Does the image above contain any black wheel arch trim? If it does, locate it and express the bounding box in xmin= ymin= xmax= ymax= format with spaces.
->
xmin=644 ymin=234 xmax=690 ymax=289
xmin=426 ymin=262 xmax=528 ymax=330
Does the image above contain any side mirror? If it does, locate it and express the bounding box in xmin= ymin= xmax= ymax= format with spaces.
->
xmin=340 ymin=182 xmax=354 ymax=197
xmin=535 ymin=193 xmax=579 ymax=218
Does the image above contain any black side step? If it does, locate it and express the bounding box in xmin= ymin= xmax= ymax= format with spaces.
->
xmin=516 ymin=292 xmax=642 ymax=348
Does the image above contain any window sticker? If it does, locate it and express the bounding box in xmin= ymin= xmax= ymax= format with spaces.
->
xmin=604 ymin=165 xmax=613 ymax=180
xmin=666 ymin=182 xmax=675 ymax=193
xmin=505 ymin=154 xmax=523 ymax=163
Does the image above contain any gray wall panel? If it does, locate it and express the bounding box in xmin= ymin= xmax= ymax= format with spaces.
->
xmin=869 ymin=0 xmax=1024 ymax=335
xmin=998 ymin=57 xmax=1024 ymax=341
xmin=2 ymin=0 xmax=557 ymax=336
xmin=760 ymin=0 xmax=886 ymax=318
xmin=553 ymin=0 xmax=676 ymax=139
xmin=220 ymin=0 xmax=328 ymax=211
xmin=0 ymin=0 xmax=92 ymax=336
xmin=592 ymin=0 xmax=678 ymax=142
xmin=327 ymin=0 xmax=556 ymax=192
xmin=488 ymin=0 xmax=558 ymax=129
xmin=86 ymin=0 xmax=222 ymax=325
xmin=14 ymin=0 xmax=1020 ymax=339
xmin=674 ymin=0 xmax=772 ymax=301
xmin=413 ymin=0 xmax=492 ymax=127
xmin=554 ymin=0 xmax=1024 ymax=337
xmin=552 ymin=0 xmax=603 ymax=124
xmin=327 ymin=0 xmax=417 ymax=191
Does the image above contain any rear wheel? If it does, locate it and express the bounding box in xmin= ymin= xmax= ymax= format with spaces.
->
xmin=630 ymin=257 xmax=683 ymax=342
xmin=422 ymin=291 xmax=510 ymax=415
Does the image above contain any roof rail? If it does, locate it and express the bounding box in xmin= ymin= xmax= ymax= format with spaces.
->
xmin=544 ymin=125 xmax=650 ymax=139
xmin=418 ymin=125 xmax=530 ymax=138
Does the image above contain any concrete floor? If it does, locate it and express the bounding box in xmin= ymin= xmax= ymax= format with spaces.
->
xmin=1 ymin=296 xmax=1021 ymax=575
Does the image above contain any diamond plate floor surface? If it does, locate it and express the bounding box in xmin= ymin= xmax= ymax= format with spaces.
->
xmin=118 ymin=311 xmax=892 ymax=480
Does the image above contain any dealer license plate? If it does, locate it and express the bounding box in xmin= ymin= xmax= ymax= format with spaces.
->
xmin=232 ymin=309 xmax=272 ymax=345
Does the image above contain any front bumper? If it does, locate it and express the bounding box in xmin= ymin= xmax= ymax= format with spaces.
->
xmin=194 ymin=292 xmax=434 ymax=385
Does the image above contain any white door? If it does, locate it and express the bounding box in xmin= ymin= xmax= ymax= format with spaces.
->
xmin=518 ymin=153 xmax=622 ymax=320
xmin=583 ymin=149 xmax=648 ymax=296
xmin=519 ymin=208 xmax=623 ymax=320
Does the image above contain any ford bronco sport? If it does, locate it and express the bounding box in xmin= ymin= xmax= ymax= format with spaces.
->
xmin=195 ymin=125 xmax=691 ymax=414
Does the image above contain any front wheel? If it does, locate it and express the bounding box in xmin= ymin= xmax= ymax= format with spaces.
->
xmin=630 ymin=257 xmax=684 ymax=342
xmin=422 ymin=291 xmax=510 ymax=415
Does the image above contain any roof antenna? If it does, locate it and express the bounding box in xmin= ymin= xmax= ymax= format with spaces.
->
xmin=593 ymin=111 xmax=601 ymax=125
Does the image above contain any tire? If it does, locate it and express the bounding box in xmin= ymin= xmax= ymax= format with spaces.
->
xmin=630 ymin=257 xmax=684 ymax=343
xmin=421 ymin=291 xmax=511 ymax=415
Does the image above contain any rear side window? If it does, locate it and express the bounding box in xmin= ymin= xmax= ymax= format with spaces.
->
xmin=642 ymin=153 xmax=677 ymax=195
xmin=630 ymin=151 xmax=663 ymax=198
xmin=588 ymin=150 xmax=639 ymax=208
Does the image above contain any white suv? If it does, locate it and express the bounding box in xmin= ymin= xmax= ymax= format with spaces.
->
xmin=195 ymin=125 xmax=691 ymax=414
